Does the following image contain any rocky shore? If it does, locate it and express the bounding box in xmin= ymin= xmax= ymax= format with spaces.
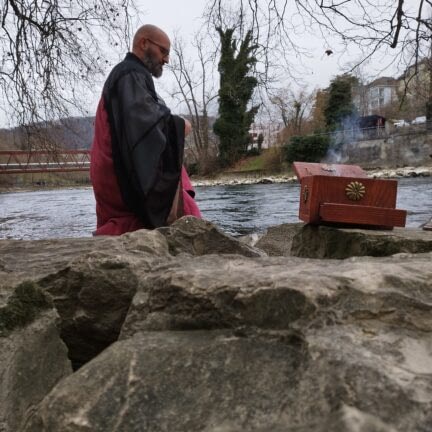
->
xmin=191 ymin=165 xmax=432 ymax=187
xmin=1 ymin=217 xmax=432 ymax=431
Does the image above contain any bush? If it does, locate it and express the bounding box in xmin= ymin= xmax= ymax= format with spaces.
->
xmin=245 ymin=147 xmax=261 ymax=157
xmin=283 ymin=134 xmax=330 ymax=163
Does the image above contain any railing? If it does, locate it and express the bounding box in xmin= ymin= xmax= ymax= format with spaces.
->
xmin=0 ymin=150 xmax=90 ymax=174
xmin=303 ymin=120 xmax=432 ymax=143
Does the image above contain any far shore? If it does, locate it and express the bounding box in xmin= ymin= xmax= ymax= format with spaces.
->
xmin=1 ymin=165 xmax=431 ymax=194
xmin=191 ymin=165 xmax=432 ymax=187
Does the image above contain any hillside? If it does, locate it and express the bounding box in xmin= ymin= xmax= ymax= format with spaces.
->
xmin=0 ymin=116 xmax=95 ymax=151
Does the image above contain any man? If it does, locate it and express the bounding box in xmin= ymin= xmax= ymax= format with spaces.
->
xmin=90 ymin=24 xmax=201 ymax=236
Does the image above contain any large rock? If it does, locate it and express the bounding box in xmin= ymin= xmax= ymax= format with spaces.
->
xmin=0 ymin=229 xmax=170 ymax=289
xmin=0 ymin=221 xmax=262 ymax=370
xmin=23 ymin=252 xmax=432 ymax=431
xmin=0 ymin=282 xmax=71 ymax=432
xmin=253 ymin=223 xmax=303 ymax=256
xmin=120 ymin=252 xmax=432 ymax=336
xmin=1 ymin=218 xmax=432 ymax=431
xmin=245 ymin=223 xmax=432 ymax=259
xmin=157 ymin=216 xmax=265 ymax=257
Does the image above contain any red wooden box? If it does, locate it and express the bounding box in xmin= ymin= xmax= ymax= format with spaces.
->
xmin=293 ymin=162 xmax=407 ymax=229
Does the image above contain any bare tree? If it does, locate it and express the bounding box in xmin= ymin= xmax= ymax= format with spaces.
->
xmin=0 ymin=0 xmax=137 ymax=141
xmin=270 ymin=87 xmax=315 ymax=134
xmin=205 ymin=1 xmax=432 ymax=78
xmin=168 ymin=33 xmax=219 ymax=174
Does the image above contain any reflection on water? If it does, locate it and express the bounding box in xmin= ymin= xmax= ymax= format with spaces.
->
xmin=0 ymin=178 xmax=431 ymax=240
xmin=196 ymin=182 xmax=300 ymax=236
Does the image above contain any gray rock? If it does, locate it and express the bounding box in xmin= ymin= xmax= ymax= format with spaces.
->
xmin=0 ymin=282 xmax=71 ymax=432
xmin=254 ymin=223 xmax=303 ymax=256
xmin=290 ymin=225 xmax=432 ymax=258
xmin=1 ymin=219 xmax=432 ymax=432
xmin=120 ymin=252 xmax=432 ymax=337
xmin=38 ymin=247 xmax=171 ymax=369
xmin=208 ymin=406 xmax=398 ymax=431
xmin=24 ymin=322 xmax=432 ymax=431
xmin=157 ymin=216 xmax=265 ymax=257
xmin=0 ymin=229 xmax=169 ymax=289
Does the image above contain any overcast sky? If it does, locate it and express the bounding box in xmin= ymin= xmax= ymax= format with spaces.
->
xmin=135 ymin=0 xmax=353 ymax=103
xmin=1 ymin=0 xmax=426 ymax=127
xmin=124 ymin=0 xmax=424 ymax=119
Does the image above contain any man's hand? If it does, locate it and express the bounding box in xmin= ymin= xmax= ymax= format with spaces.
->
xmin=184 ymin=119 xmax=192 ymax=136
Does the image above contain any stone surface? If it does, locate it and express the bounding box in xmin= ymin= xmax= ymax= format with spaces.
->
xmin=157 ymin=216 xmax=265 ymax=257
xmin=290 ymin=224 xmax=432 ymax=258
xmin=254 ymin=223 xmax=303 ymax=256
xmin=24 ymin=250 xmax=432 ymax=431
xmin=0 ymin=283 xmax=71 ymax=432
xmin=0 ymin=229 xmax=170 ymax=289
xmin=1 ymin=218 xmax=432 ymax=431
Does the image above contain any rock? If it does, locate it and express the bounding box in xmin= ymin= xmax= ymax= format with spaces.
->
xmin=23 ymin=330 xmax=305 ymax=432
xmin=37 ymin=229 xmax=171 ymax=370
xmin=0 ymin=229 xmax=169 ymax=289
xmin=422 ymin=216 xmax=432 ymax=231
xmin=1 ymin=219 xmax=432 ymax=431
xmin=0 ymin=281 xmax=72 ymax=432
xmin=120 ymin=252 xmax=432 ymax=336
xmin=207 ymin=406 xmax=399 ymax=431
xmin=254 ymin=223 xmax=303 ymax=256
xmin=290 ymin=224 xmax=432 ymax=258
xmin=157 ymin=216 xmax=265 ymax=257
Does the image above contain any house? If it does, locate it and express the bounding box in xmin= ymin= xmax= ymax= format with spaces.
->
xmin=248 ymin=122 xmax=284 ymax=150
xmin=353 ymin=77 xmax=398 ymax=116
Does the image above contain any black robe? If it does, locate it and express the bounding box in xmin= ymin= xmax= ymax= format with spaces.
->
xmin=102 ymin=52 xmax=185 ymax=228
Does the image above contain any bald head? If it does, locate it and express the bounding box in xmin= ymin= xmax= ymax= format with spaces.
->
xmin=132 ymin=25 xmax=170 ymax=77
xmin=132 ymin=25 xmax=169 ymax=51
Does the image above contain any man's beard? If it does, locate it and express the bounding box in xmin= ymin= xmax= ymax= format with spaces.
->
xmin=142 ymin=52 xmax=163 ymax=78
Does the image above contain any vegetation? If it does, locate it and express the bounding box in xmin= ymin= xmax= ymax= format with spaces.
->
xmin=324 ymin=75 xmax=357 ymax=131
xmin=0 ymin=281 xmax=52 ymax=336
xmin=0 ymin=0 xmax=136 ymax=143
xmin=283 ymin=135 xmax=330 ymax=164
xmin=213 ymin=27 xmax=260 ymax=167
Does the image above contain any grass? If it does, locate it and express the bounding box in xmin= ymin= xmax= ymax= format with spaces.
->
xmin=227 ymin=148 xmax=289 ymax=174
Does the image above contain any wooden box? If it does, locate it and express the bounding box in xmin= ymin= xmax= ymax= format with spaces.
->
xmin=293 ymin=162 xmax=407 ymax=229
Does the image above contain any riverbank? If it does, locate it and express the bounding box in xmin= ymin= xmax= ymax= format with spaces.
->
xmin=191 ymin=165 xmax=432 ymax=187
xmin=1 ymin=165 xmax=431 ymax=193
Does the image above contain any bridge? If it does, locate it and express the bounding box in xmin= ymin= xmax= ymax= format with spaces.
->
xmin=0 ymin=150 xmax=90 ymax=174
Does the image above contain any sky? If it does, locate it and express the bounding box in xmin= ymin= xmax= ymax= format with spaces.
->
xmin=0 ymin=0 xmax=426 ymax=127
xmin=135 ymin=0 xmax=350 ymax=102
xmin=130 ymin=0 xmax=423 ymax=117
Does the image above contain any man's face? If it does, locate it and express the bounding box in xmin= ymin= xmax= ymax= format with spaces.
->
xmin=141 ymin=37 xmax=170 ymax=78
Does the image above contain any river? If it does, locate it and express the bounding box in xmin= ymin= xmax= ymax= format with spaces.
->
xmin=0 ymin=177 xmax=431 ymax=240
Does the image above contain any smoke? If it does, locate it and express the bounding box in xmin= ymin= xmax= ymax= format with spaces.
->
xmin=322 ymin=114 xmax=361 ymax=164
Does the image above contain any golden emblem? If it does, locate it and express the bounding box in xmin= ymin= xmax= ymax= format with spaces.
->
xmin=345 ymin=181 xmax=366 ymax=201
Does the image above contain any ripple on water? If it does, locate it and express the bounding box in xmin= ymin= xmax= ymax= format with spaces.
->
xmin=0 ymin=178 xmax=431 ymax=239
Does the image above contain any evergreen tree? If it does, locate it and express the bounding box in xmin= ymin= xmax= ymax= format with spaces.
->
xmin=213 ymin=27 xmax=260 ymax=167
xmin=324 ymin=74 xmax=357 ymax=130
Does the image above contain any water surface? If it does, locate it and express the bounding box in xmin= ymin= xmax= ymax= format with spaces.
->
xmin=0 ymin=177 xmax=431 ymax=240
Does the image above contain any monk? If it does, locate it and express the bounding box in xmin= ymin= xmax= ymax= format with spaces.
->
xmin=90 ymin=24 xmax=201 ymax=235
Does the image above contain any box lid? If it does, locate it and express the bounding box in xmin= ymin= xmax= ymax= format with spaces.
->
xmin=293 ymin=162 xmax=368 ymax=181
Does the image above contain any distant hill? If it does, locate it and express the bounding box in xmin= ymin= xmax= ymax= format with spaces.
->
xmin=0 ymin=116 xmax=95 ymax=151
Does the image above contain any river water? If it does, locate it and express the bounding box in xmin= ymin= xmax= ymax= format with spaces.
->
xmin=0 ymin=177 xmax=431 ymax=240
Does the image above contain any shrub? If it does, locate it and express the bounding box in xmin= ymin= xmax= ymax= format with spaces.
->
xmin=245 ymin=147 xmax=261 ymax=157
xmin=283 ymin=134 xmax=330 ymax=163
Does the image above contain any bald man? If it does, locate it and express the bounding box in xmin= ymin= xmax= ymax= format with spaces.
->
xmin=90 ymin=25 xmax=201 ymax=235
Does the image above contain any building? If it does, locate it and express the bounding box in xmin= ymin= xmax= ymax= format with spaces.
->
xmin=353 ymin=77 xmax=398 ymax=116
xmin=248 ymin=122 xmax=284 ymax=150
